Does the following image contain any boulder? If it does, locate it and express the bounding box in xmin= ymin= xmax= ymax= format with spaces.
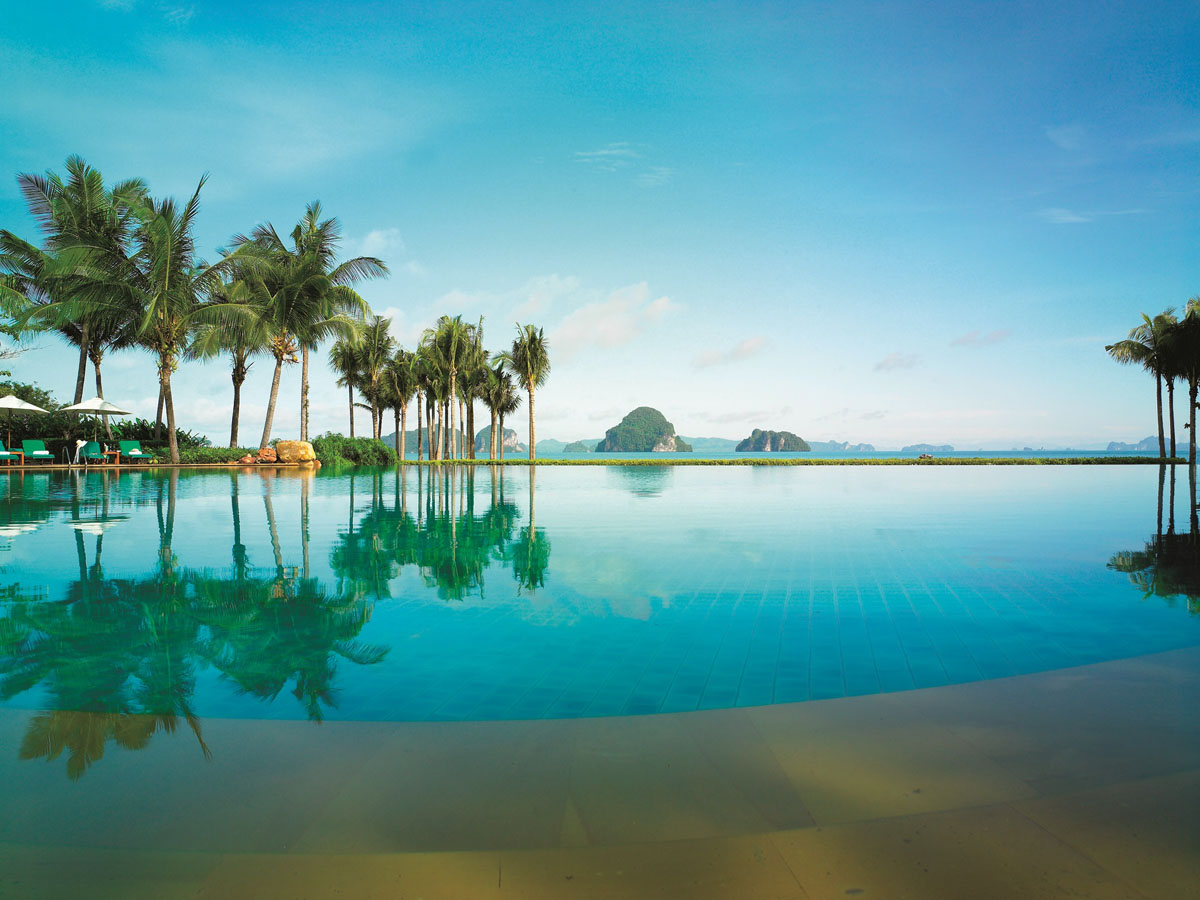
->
xmin=257 ymin=446 xmax=277 ymax=463
xmin=237 ymin=454 xmax=256 ymax=465
xmin=275 ymin=440 xmax=316 ymax=463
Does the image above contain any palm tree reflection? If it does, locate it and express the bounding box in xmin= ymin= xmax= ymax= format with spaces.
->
xmin=1109 ymin=464 xmax=1200 ymax=615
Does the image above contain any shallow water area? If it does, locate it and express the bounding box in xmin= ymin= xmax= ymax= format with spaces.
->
xmin=0 ymin=463 xmax=1196 ymax=898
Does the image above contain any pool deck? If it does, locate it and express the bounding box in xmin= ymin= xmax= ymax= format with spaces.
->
xmin=1 ymin=646 xmax=1197 ymax=898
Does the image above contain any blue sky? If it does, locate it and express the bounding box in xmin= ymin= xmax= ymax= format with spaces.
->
xmin=2 ymin=0 xmax=1197 ymax=448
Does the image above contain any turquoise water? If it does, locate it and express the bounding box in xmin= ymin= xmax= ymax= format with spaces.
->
xmin=0 ymin=465 xmax=1196 ymax=725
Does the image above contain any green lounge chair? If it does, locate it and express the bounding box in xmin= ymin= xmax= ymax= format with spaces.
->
xmin=118 ymin=440 xmax=155 ymax=463
xmin=0 ymin=441 xmax=18 ymax=465
xmin=79 ymin=441 xmax=107 ymax=465
xmin=21 ymin=440 xmax=54 ymax=464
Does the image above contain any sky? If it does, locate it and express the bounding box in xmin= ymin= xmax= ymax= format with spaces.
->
xmin=1 ymin=0 xmax=1197 ymax=449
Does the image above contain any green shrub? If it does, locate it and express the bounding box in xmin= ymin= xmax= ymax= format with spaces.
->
xmin=110 ymin=417 xmax=209 ymax=449
xmin=312 ymin=433 xmax=398 ymax=466
xmin=176 ymin=447 xmax=258 ymax=464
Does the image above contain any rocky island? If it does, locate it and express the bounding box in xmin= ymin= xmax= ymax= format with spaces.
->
xmin=595 ymin=407 xmax=693 ymax=452
xmin=808 ymin=440 xmax=876 ymax=452
xmin=736 ymin=429 xmax=811 ymax=452
xmin=902 ymin=443 xmax=954 ymax=453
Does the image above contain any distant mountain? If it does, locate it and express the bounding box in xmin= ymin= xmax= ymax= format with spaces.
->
xmin=677 ymin=436 xmax=739 ymax=452
xmin=596 ymin=407 xmax=692 ymax=452
xmin=902 ymin=443 xmax=954 ymax=452
xmin=476 ymin=426 xmax=526 ymax=455
xmin=736 ymin=429 xmax=811 ymax=452
xmin=535 ymin=438 xmax=568 ymax=453
xmin=380 ymin=428 xmax=464 ymax=453
xmin=1107 ymin=436 xmax=1158 ymax=452
xmin=562 ymin=440 xmax=594 ymax=452
xmin=808 ymin=440 xmax=877 ymax=452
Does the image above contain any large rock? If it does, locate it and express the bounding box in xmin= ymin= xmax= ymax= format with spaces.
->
xmin=256 ymin=446 xmax=277 ymax=463
xmin=595 ymin=407 xmax=693 ymax=452
xmin=275 ymin=440 xmax=316 ymax=462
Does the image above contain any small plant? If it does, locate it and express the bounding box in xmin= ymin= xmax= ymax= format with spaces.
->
xmin=110 ymin=417 xmax=210 ymax=449
xmin=311 ymin=433 xmax=398 ymax=466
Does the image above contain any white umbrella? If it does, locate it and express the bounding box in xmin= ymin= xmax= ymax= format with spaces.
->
xmin=0 ymin=394 xmax=49 ymax=448
xmin=62 ymin=396 xmax=132 ymax=441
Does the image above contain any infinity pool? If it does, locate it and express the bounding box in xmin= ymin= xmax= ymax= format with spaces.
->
xmin=1 ymin=464 xmax=1195 ymax=727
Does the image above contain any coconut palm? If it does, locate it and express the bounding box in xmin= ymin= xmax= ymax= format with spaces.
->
xmin=191 ymin=272 xmax=272 ymax=447
xmin=353 ymin=316 xmax=396 ymax=439
xmin=1159 ymin=300 xmax=1200 ymax=466
xmin=1107 ymin=310 xmax=1177 ymax=459
xmin=422 ymin=315 xmax=474 ymax=459
xmin=328 ymin=338 xmax=361 ymax=438
xmin=505 ymin=324 xmax=550 ymax=460
xmin=383 ymin=348 xmax=417 ymax=459
xmin=0 ymin=156 xmax=147 ymax=403
xmin=234 ymin=201 xmax=384 ymax=444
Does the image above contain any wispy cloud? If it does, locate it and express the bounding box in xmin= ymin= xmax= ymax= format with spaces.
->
xmin=550 ymin=282 xmax=676 ymax=363
xmin=573 ymin=142 xmax=641 ymax=171
xmin=693 ymin=336 xmax=765 ymax=369
xmin=346 ymin=228 xmax=426 ymax=279
xmin=97 ymin=0 xmax=194 ymax=22
xmin=951 ymin=329 xmax=1011 ymax=347
xmin=814 ymin=407 xmax=887 ymax=423
xmin=695 ymin=405 xmax=792 ymax=426
xmin=874 ymin=352 xmax=918 ymax=371
xmin=637 ymin=166 xmax=677 ymax=187
xmin=1037 ymin=207 xmax=1147 ymax=225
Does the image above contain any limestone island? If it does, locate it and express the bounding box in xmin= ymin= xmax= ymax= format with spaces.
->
xmin=596 ymin=407 xmax=693 ymax=452
xmin=736 ymin=429 xmax=811 ymax=452
xmin=563 ymin=440 xmax=594 ymax=452
xmin=902 ymin=443 xmax=954 ymax=453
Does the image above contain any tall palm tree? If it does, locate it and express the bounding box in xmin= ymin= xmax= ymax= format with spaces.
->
xmin=234 ymin=201 xmax=384 ymax=444
xmin=494 ymin=366 xmax=522 ymax=462
xmin=0 ymin=156 xmax=147 ymax=403
xmin=1107 ymin=310 xmax=1176 ymax=459
xmin=480 ymin=360 xmax=515 ymax=460
xmin=422 ymin=315 xmax=474 ymax=459
xmin=191 ymin=272 xmax=272 ymax=447
xmin=1160 ymin=300 xmax=1200 ymax=466
xmin=383 ymin=348 xmax=417 ymax=459
xmin=505 ymin=324 xmax=550 ymax=460
xmin=328 ymin=339 xmax=361 ymax=438
xmin=354 ymin=315 xmax=396 ymax=439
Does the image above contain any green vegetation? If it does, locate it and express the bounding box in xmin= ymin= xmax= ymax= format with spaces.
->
xmin=563 ymin=440 xmax=593 ymax=452
xmin=736 ymin=429 xmax=810 ymax=452
xmin=406 ymin=456 xmax=1175 ymax=467
xmin=596 ymin=407 xmax=691 ymax=452
xmin=311 ymin=433 xmax=398 ymax=466
xmin=1 ymin=156 xmax=551 ymax=466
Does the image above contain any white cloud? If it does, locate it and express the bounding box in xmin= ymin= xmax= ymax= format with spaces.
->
xmin=637 ymin=166 xmax=677 ymax=187
xmin=1038 ymin=207 xmax=1092 ymax=224
xmin=573 ymin=142 xmax=641 ymax=170
xmin=693 ymin=336 xmax=766 ymax=369
xmin=346 ymin=228 xmax=426 ymax=279
xmin=874 ymin=352 xmax=919 ymax=371
xmin=549 ymin=282 xmax=676 ymax=363
xmin=951 ymin=329 xmax=1011 ymax=347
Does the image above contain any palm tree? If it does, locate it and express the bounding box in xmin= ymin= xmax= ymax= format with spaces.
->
xmin=383 ymin=349 xmax=417 ymax=459
xmin=492 ymin=364 xmax=522 ymax=461
xmin=234 ymin=201 xmax=384 ymax=444
xmin=191 ymin=272 xmax=272 ymax=447
xmin=1107 ymin=310 xmax=1176 ymax=459
xmin=328 ymin=339 xmax=362 ymax=438
xmin=354 ymin=315 xmax=396 ymax=439
xmin=505 ymin=324 xmax=550 ymax=460
xmin=422 ymin=315 xmax=474 ymax=459
xmin=480 ymin=360 xmax=514 ymax=460
xmin=0 ymin=156 xmax=147 ymax=403
xmin=1159 ymin=300 xmax=1200 ymax=466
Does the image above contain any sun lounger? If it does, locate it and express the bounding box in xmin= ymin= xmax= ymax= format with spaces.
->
xmin=118 ymin=440 xmax=155 ymax=463
xmin=79 ymin=441 xmax=107 ymax=465
xmin=21 ymin=440 xmax=54 ymax=464
xmin=0 ymin=441 xmax=18 ymax=465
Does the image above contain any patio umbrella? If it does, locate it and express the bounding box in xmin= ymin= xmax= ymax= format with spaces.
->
xmin=0 ymin=394 xmax=49 ymax=448
xmin=62 ymin=397 xmax=132 ymax=440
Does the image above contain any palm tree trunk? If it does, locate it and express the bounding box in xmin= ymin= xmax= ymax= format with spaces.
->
xmin=230 ymin=373 xmax=243 ymax=448
xmin=490 ymin=411 xmax=498 ymax=460
xmin=91 ymin=351 xmax=113 ymax=440
xmin=348 ymin=383 xmax=355 ymax=438
xmin=1156 ymin=372 xmax=1166 ymax=459
xmin=154 ymin=385 xmax=164 ymax=440
xmin=1168 ymin=379 xmax=1177 ymax=458
xmin=74 ymin=322 xmax=90 ymax=405
xmin=449 ymin=371 xmax=457 ymax=459
xmin=416 ymin=392 xmax=423 ymax=461
xmin=527 ymin=385 xmax=536 ymax=460
xmin=1189 ymin=376 xmax=1197 ymax=467
xmin=260 ymin=354 xmax=284 ymax=449
xmin=400 ymin=406 xmax=407 ymax=461
xmin=393 ymin=408 xmax=400 ymax=456
xmin=467 ymin=399 xmax=476 ymax=460
xmin=161 ymin=355 xmax=180 ymax=464
xmin=499 ymin=414 xmax=505 ymax=461
xmin=300 ymin=345 xmax=310 ymax=441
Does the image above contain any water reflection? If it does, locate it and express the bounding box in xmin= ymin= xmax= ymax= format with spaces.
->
xmin=609 ymin=464 xmax=672 ymax=498
xmin=0 ymin=465 xmax=552 ymax=777
xmin=1109 ymin=465 xmax=1200 ymax=615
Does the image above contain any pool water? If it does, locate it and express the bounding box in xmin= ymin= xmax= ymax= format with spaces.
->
xmin=0 ymin=464 xmax=1196 ymax=727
